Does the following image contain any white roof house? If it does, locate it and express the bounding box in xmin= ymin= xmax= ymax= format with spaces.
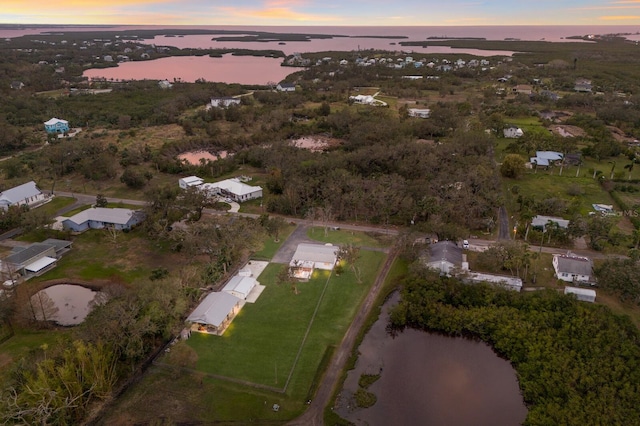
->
xmin=210 ymin=97 xmax=241 ymax=108
xmin=553 ymin=254 xmax=593 ymax=283
xmin=178 ymin=175 xmax=204 ymax=189
xmin=0 ymin=181 xmax=47 ymax=210
xmin=408 ymin=108 xmax=431 ymax=119
xmin=186 ymin=292 xmax=243 ymax=335
xmin=503 ymin=126 xmax=524 ymax=138
xmin=200 ymin=178 xmax=262 ymax=202
xmin=564 ymin=286 xmax=596 ymax=303
xmin=222 ymin=275 xmax=258 ymax=300
xmin=62 ymin=208 xmax=144 ymax=232
xmin=290 ymin=243 xmax=339 ymax=279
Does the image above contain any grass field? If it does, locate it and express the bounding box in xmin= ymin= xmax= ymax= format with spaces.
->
xmin=123 ymin=248 xmax=387 ymax=423
xmin=252 ymin=223 xmax=296 ymax=260
xmin=306 ymin=226 xmax=393 ymax=248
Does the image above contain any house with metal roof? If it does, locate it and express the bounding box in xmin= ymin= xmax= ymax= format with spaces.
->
xmin=200 ymin=178 xmax=262 ymax=202
xmin=1 ymin=239 xmax=72 ymax=280
xmin=178 ymin=175 xmax=204 ymax=189
xmin=531 ymin=215 xmax=570 ymax=230
xmin=222 ymin=275 xmax=258 ymax=300
xmin=210 ymin=97 xmax=241 ymax=108
xmin=0 ymin=181 xmax=47 ymax=211
xmin=289 ymin=243 xmax=339 ymax=279
xmin=44 ymin=117 xmax=69 ymax=134
xmin=426 ymin=241 xmax=462 ymax=276
xmin=276 ymin=82 xmax=296 ymax=92
xmin=186 ymin=291 xmax=244 ymax=335
xmin=62 ymin=207 xmax=145 ymax=232
xmin=553 ymin=253 xmax=593 ymax=283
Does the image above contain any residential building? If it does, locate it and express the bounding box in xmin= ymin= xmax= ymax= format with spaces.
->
xmin=426 ymin=241 xmax=462 ymax=276
xmin=1 ymin=239 xmax=72 ymax=280
xmin=503 ymin=126 xmax=524 ymax=138
xmin=0 ymin=181 xmax=47 ymax=211
xmin=200 ymin=178 xmax=263 ymax=203
xmin=408 ymin=108 xmax=431 ymax=119
xmin=62 ymin=208 xmax=145 ymax=232
xmin=553 ymin=254 xmax=593 ymax=283
xmin=186 ymin=291 xmax=244 ymax=335
xmin=210 ymin=97 xmax=241 ymax=108
xmin=277 ymin=82 xmax=296 ymax=92
xmin=289 ymin=243 xmax=339 ymax=279
xmin=531 ymin=215 xmax=570 ymax=230
xmin=178 ymin=176 xmax=204 ymax=189
xmin=44 ymin=118 xmax=69 ymax=134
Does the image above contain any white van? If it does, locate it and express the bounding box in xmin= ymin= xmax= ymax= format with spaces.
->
xmin=462 ymin=240 xmax=469 ymax=249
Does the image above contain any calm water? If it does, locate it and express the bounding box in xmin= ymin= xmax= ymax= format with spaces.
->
xmin=178 ymin=150 xmax=229 ymax=165
xmin=336 ymin=292 xmax=527 ymax=425
xmin=33 ymin=284 xmax=101 ymax=326
xmin=83 ymin=54 xmax=297 ymax=84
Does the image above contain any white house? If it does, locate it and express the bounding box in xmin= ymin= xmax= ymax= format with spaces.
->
xmin=210 ymin=97 xmax=241 ymax=108
xmin=62 ymin=208 xmax=145 ymax=232
xmin=222 ymin=275 xmax=258 ymax=300
xmin=44 ymin=118 xmax=69 ymax=134
xmin=0 ymin=181 xmax=47 ymax=211
xmin=564 ymin=286 xmax=596 ymax=303
xmin=277 ymin=82 xmax=296 ymax=92
xmin=178 ymin=176 xmax=204 ymax=189
xmin=200 ymin=178 xmax=262 ymax=203
xmin=186 ymin=291 xmax=244 ymax=335
xmin=158 ymin=80 xmax=173 ymax=89
xmin=408 ymin=108 xmax=431 ymax=119
xmin=350 ymin=94 xmax=376 ymax=105
xmin=289 ymin=243 xmax=339 ymax=279
xmin=503 ymin=126 xmax=524 ymax=138
xmin=553 ymin=254 xmax=593 ymax=283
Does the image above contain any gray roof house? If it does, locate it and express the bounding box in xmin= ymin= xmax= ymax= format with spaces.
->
xmin=2 ymin=239 xmax=72 ymax=279
xmin=186 ymin=291 xmax=244 ymax=335
xmin=289 ymin=243 xmax=339 ymax=279
xmin=553 ymin=254 xmax=593 ymax=283
xmin=62 ymin=207 xmax=145 ymax=232
xmin=426 ymin=241 xmax=462 ymax=275
xmin=0 ymin=181 xmax=47 ymax=211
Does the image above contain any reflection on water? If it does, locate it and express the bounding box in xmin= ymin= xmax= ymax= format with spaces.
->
xmin=178 ymin=150 xmax=229 ymax=165
xmin=336 ymin=292 xmax=527 ymax=426
xmin=32 ymin=284 xmax=102 ymax=326
xmin=83 ymin=54 xmax=300 ymax=85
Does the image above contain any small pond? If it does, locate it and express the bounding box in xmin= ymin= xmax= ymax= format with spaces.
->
xmin=31 ymin=284 xmax=103 ymax=326
xmin=178 ymin=150 xmax=229 ymax=165
xmin=335 ymin=292 xmax=527 ymax=425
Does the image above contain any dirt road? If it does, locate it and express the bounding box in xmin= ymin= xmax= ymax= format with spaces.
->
xmin=287 ymin=248 xmax=398 ymax=426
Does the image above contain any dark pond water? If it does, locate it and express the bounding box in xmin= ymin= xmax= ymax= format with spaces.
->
xmin=335 ymin=292 xmax=527 ymax=425
xmin=32 ymin=284 xmax=102 ymax=326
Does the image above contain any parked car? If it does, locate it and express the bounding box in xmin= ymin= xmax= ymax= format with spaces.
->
xmin=462 ymin=240 xmax=469 ymax=249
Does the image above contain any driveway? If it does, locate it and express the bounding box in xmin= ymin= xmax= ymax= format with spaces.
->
xmin=271 ymin=224 xmax=316 ymax=264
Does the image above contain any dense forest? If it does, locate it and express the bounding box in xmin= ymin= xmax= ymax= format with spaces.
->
xmin=390 ymin=268 xmax=640 ymax=425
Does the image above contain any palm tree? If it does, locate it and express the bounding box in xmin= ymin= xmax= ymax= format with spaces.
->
xmin=624 ymin=158 xmax=637 ymax=181
xmin=609 ymin=160 xmax=617 ymax=180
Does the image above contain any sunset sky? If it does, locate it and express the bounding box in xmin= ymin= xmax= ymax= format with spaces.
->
xmin=2 ymin=0 xmax=640 ymax=26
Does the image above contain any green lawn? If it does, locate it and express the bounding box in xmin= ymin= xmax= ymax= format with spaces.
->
xmin=504 ymin=172 xmax=614 ymax=217
xmin=157 ymin=249 xmax=386 ymax=421
xmin=38 ymin=196 xmax=76 ymax=216
xmin=306 ymin=226 xmax=392 ymax=248
xmin=252 ymin=224 xmax=296 ymax=260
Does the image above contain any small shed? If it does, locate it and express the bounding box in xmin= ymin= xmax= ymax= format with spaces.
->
xmin=222 ymin=275 xmax=258 ymax=300
xmin=564 ymin=286 xmax=596 ymax=303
